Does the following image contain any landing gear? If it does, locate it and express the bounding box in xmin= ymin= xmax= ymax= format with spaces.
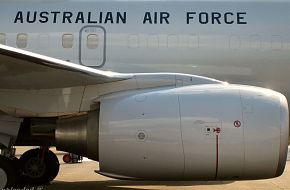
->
xmin=20 ymin=148 xmax=59 ymax=186
xmin=0 ymin=156 xmax=17 ymax=189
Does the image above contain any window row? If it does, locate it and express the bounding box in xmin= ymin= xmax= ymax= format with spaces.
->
xmin=0 ymin=33 xmax=99 ymax=49
xmin=229 ymin=35 xmax=283 ymax=50
xmin=0 ymin=33 xmax=286 ymax=50
xmin=127 ymin=34 xmax=286 ymax=50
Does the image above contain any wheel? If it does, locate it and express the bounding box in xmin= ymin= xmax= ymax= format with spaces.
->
xmin=19 ymin=149 xmax=60 ymax=185
xmin=20 ymin=149 xmax=60 ymax=185
xmin=0 ymin=156 xmax=17 ymax=189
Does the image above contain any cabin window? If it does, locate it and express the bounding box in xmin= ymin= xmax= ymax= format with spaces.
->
xmin=0 ymin=33 xmax=6 ymax=45
xmin=271 ymin=35 xmax=283 ymax=50
xmin=87 ymin=34 xmax=99 ymax=49
xmin=250 ymin=35 xmax=261 ymax=49
xmin=229 ymin=35 xmax=241 ymax=49
xmin=127 ymin=34 xmax=139 ymax=48
xmin=167 ymin=35 xmax=179 ymax=48
xmin=188 ymin=35 xmax=199 ymax=49
xmin=62 ymin=34 xmax=74 ymax=49
xmin=147 ymin=34 xmax=159 ymax=48
xmin=17 ymin=33 xmax=28 ymax=48
xmin=38 ymin=34 xmax=49 ymax=49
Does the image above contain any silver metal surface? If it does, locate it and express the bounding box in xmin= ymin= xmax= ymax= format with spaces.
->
xmin=98 ymin=84 xmax=288 ymax=180
xmin=55 ymin=110 xmax=99 ymax=161
xmin=276 ymin=94 xmax=289 ymax=177
xmin=0 ymin=168 xmax=7 ymax=189
xmin=0 ymin=115 xmax=22 ymax=147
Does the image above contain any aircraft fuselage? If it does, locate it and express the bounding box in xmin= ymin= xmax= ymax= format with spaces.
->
xmin=0 ymin=0 xmax=289 ymax=98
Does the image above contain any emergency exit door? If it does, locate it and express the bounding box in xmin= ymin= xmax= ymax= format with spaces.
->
xmin=79 ymin=26 xmax=106 ymax=67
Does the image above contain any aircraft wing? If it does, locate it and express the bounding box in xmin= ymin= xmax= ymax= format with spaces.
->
xmin=0 ymin=45 xmax=132 ymax=89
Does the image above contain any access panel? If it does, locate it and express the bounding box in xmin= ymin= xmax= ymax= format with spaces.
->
xmin=179 ymin=90 xmax=244 ymax=180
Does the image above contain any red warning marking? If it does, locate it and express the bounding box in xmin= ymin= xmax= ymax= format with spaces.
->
xmin=215 ymin=134 xmax=219 ymax=180
xmin=213 ymin=127 xmax=221 ymax=134
xmin=234 ymin=120 xmax=241 ymax=128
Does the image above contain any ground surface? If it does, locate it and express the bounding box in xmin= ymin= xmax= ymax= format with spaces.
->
xmin=16 ymin=147 xmax=290 ymax=190
xmin=47 ymin=159 xmax=290 ymax=190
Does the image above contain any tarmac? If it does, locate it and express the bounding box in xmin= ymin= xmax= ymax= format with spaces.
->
xmin=16 ymin=147 xmax=290 ymax=190
xmin=44 ymin=161 xmax=290 ymax=190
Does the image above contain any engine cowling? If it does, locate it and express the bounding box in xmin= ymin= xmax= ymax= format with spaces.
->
xmin=97 ymin=84 xmax=289 ymax=180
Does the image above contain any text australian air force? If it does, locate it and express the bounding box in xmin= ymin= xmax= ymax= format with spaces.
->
xmin=14 ymin=11 xmax=248 ymax=25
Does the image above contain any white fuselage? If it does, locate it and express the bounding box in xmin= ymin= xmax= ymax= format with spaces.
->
xmin=0 ymin=0 xmax=290 ymax=97
xmin=0 ymin=1 xmax=290 ymax=182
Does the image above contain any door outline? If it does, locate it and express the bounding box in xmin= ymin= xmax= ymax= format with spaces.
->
xmin=79 ymin=25 xmax=107 ymax=68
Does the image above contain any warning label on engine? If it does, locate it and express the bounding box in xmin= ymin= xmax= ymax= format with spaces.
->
xmin=204 ymin=123 xmax=221 ymax=139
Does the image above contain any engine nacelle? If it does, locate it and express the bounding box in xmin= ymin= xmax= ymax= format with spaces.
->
xmin=98 ymin=84 xmax=289 ymax=180
xmin=55 ymin=111 xmax=100 ymax=161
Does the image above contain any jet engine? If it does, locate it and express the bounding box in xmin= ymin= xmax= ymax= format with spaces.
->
xmin=55 ymin=84 xmax=289 ymax=180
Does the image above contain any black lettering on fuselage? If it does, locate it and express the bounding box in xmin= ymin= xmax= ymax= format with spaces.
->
xmin=88 ymin=12 xmax=97 ymax=23
xmin=224 ymin=12 xmax=234 ymax=24
xmin=13 ymin=11 xmax=127 ymax=24
xmin=160 ymin=12 xmax=170 ymax=24
xmin=104 ymin=12 xmax=113 ymax=24
xmin=143 ymin=12 xmax=153 ymax=24
xmin=63 ymin=12 xmax=73 ymax=23
xmin=186 ymin=11 xmax=247 ymax=25
xmin=199 ymin=12 xmax=209 ymax=24
xmin=98 ymin=12 xmax=103 ymax=23
xmin=117 ymin=12 xmax=126 ymax=24
xmin=75 ymin=12 xmax=85 ymax=23
xmin=51 ymin=11 xmax=61 ymax=23
xmin=237 ymin=12 xmax=247 ymax=24
xmin=14 ymin=11 xmax=24 ymax=23
xmin=187 ymin=12 xmax=196 ymax=24
xmin=143 ymin=12 xmax=170 ymax=24
xmin=39 ymin=12 xmax=49 ymax=23
xmin=26 ymin=11 xmax=37 ymax=23
xmin=154 ymin=12 xmax=158 ymax=24
xmin=12 ymin=11 xmax=246 ymax=25
xmin=211 ymin=12 xmax=221 ymax=24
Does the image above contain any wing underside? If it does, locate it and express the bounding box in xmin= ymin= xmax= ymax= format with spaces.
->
xmin=0 ymin=45 xmax=132 ymax=89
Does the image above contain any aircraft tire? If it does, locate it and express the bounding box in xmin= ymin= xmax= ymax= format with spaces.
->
xmin=0 ymin=156 xmax=17 ymax=189
xmin=19 ymin=149 xmax=60 ymax=186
